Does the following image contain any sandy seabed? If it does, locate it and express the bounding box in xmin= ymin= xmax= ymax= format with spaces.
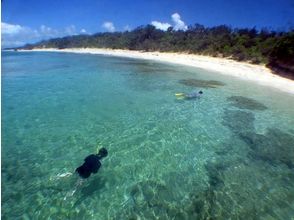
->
xmin=22 ymin=48 xmax=294 ymax=94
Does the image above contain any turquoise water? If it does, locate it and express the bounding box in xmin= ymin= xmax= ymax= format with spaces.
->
xmin=2 ymin=51 xmax=294 ymax=219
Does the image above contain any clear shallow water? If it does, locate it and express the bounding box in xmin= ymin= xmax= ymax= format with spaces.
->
xmin=2 ymin=51 xmax=294 ymax=219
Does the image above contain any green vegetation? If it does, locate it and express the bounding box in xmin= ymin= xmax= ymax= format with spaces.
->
xmin=20 ymin=24 xmax=294 ymax=79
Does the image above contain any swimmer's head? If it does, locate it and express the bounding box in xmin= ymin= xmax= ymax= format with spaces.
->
xmin=97 ymin=148 xmax=108 ymax=158
xmin=199 ymin=91 xmax=203 ymax=94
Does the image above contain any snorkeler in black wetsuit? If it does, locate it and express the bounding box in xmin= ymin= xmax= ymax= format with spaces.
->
xmin=76 ymin=148 xmax=108 ymax=178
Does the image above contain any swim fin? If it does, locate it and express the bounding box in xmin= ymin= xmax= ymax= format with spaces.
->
xmin=175 ymin=93 xmax=185 ymax=100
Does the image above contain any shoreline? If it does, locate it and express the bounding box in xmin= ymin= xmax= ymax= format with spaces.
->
xmin=19 ymin=48 xmax=294 ymax=94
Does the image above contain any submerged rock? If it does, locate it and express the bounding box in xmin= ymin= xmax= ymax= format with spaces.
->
xmin=205 ymin=162 xmax=226 ymax=189
xmin=188 ymin=147 xmax=294 ymax=219
xmin=185 ymin=108 xmax=294 ymax=219
xmin=179 ymin=79 xmax=225 ymax=88
xmin=240 ymin=129 xmax=294 ymax=168
xmin=222 ymin=109 xmax=255 ymax=135
xmin=227 ymin=96 xmax=268 ymax=111
xmin=222 ymin=109 xmax=294 ymax=168
xmin=115 ymin=180 xmax=185 ymax=219
xmin=185 ymin=187 xmax=216 ymax=219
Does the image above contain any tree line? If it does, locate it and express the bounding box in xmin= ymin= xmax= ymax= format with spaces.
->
xmin=20 ymin=24 xmax=294 ymax=79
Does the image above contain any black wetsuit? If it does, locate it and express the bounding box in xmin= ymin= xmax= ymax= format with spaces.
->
xmin=76 ymin=154 xmax=101 ymax=178
xmin=76 ymin=148 xmax=108 ymax=178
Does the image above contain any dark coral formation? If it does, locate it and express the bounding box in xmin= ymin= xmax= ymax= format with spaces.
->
xmin=112 ymin=107 xmax=294 ymax=219
xmin=195 ymin=114 xmax=294 ymax=219
xmin=222 ymin=109 xmax=255 ymax=135
xmin=115 ymin=109 xmax=294 ymax=219
xmin=222 ymin=109 xmax=294 ymax=168
xmin=205 ymin=162 xmax=226 ymax=189
xmin=240 ymin=129 xmax=294 ymax=168
xmin=179 ymin=79 xmax=225 ymax=88
xmin=114 ymin=180 xmax=186 ymax=219
xmin=197 ymin=156 xmax=294 ymax=219
xmin=185 ymin=187 xmax=217 ymax=219
xmin=185 ymin=158 xmax=248 ymax=219
xmin=227 ymin=96 xmax=268 ymax=111
xmin=188 ymin=161 xmax=234 ymax=218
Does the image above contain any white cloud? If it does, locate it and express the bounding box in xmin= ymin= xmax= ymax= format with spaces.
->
xmin=2 ymin=22 xmax=24 ymax=34
xmin=1 ymin=22 xmax=83 ymax=48
xmin=1 ymin=22 xmax=40 ymax=47
xmin=151 ymin=21 xmax=171 ymax=31
xmin=171 ymin=13 xmax=187 ymax=31
xmin=1 ymin=22 xmax=37 ymax=39
xmin=102 ymin=22 xmax=115 ymax=32
xmin=80 ymin=29 xmax=87 ymax=33
xmin=150 ymin=13 xmax=187 ymax=32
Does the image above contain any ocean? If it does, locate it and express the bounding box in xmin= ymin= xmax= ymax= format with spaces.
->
xmin=2 ymin=51 xmax=294 ymax=219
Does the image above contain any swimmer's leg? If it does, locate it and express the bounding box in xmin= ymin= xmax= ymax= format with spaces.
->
xmin=49 ymin=172 xmax=73 ymax=182
xmin=57 ymin=172 xmax=73 ymax=178
xmin=64 ymin=178 xmax=86 ymax=200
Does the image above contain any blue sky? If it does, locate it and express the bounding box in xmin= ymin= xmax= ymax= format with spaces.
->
xmin=2 ymin=0 xmax=294 ymax=47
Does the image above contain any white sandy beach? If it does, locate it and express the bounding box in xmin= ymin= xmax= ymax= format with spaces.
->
xmin=23 ymin=48 xmax=294 ymax=94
